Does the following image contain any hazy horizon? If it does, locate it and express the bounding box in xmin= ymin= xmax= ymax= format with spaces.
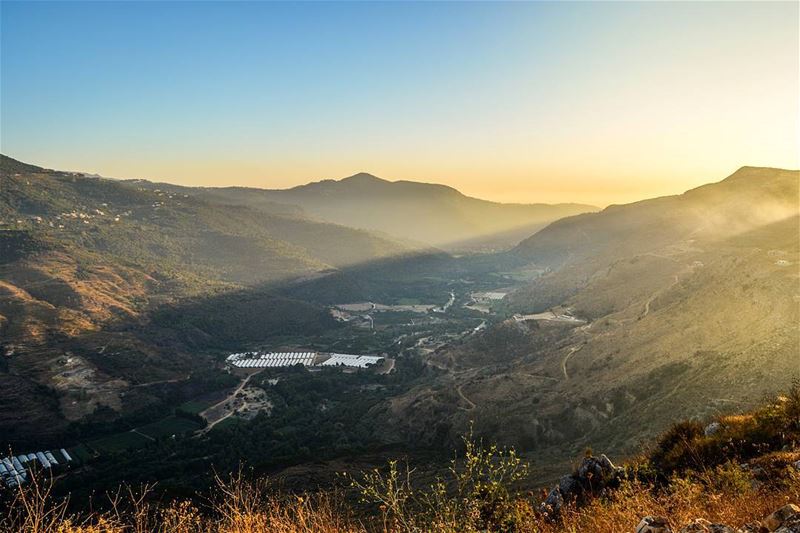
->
xmin=2 ymin=1 xmax=798 ymax=205
xmin=6 ymin=152 xmax=793 ymax=209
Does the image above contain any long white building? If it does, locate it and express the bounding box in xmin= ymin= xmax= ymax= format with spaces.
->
xmin=226 ymin=351 xmax=383 ymax=370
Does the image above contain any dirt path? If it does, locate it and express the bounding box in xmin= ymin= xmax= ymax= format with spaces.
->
xmin=457 ymin=383 xmax=476 ymax=410
xmin=561 ymin=345 xmax=583 ymax=380
xmin=378 ymin=358 xmax=396 ymax=375
xmin=641 ymin=274 xmax=680 ymax=318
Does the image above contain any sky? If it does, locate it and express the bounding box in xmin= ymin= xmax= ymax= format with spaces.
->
xmin=1 ymin=1 xmax=798 ymax=206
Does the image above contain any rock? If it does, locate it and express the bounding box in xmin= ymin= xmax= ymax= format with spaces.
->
xmin=774 ymin=513 xmax=800 ymax=533
xmin=577 ymin=453 xmax=622 ymax=481
xmin=558 ymin=474 xmax=579 ymax=498
xmin=764 ymin=504 xmax=800 ymax=531
xmin=704 ymin=422 xmax=722 ymax=436
xmin=636 ymin=516 xmax=672 ymax=533
xmin=539 ymin=486 xmax=563 ymax=515
xmin=793 ymin=460 xmax=800 ymax=471
xmin=541 ymin=453 xmax=624 ymax=518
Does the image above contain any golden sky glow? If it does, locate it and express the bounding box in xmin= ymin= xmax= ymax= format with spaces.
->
xmin=3 ymin=1 xmax=798 ymax=206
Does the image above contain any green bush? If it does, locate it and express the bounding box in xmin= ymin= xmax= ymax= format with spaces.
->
xmin=348 ymin=431 xmax=530 ymax=532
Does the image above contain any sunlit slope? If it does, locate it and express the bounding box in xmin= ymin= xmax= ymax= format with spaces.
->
xmin=379 ymin=167 xmax=800 ymax=458
xmin=158 ymin=172 xmax=596 ymax=250
xmin=514 ymin=167 xmax=797 ymax=270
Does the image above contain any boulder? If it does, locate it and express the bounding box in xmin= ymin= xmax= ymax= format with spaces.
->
xmin=774 ymin=513 xmax=800 ymax=533
xmin=577 ymin=453 xmax=623 ymax=482
xmin=636 ymin=516 xmax=672 ymax=533
xmin=558 ymin=474 xmax=579 ymax=498
xmin=539 ymin=453 xmax=624 ymax=518
xmin=704 ymin=422 xmax=722 ymax=436
xmin=764 ymin=504 xmax=800 ymax=531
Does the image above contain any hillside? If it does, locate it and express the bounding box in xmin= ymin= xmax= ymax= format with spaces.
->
xmin=0 ymin=155 xmax=412 ymax=445
xmin=130 ymin=173 xmax=596 ymax=251
xmin=378 ymin=167 xmax=800 ymax=461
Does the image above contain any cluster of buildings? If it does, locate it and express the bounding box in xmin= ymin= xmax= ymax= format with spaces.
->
xmin=225 ymin=351 xmax=384 ymax=370
xmin=0 ymin=449 xmax=73 ymax=488
xmin=227 ymin=352 xmax=317 ymax=368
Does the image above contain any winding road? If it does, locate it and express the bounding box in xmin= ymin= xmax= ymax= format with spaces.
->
xmin=561 ymin=345 xmax=583 ymax=380
xmin=641 ymin=274 xmax=681 ymax=318
xmin=457 ymin=384 xmax=476 ymax=410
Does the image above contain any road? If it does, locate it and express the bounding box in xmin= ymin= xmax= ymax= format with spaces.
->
xmin=561 ymin=345 xmax=583 ymax=380
xmin=457 ymin=384 xmax=476 ymax=410
xmin=442 ymin=291 xmax=455 ymax=312
xmin=641 ymin=274 xmax=681 ymax=318
xmin=199 ymin=371 xmax=259 ymax=432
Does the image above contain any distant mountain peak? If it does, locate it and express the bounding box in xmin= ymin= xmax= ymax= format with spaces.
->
xmin=340 ymin=172 xmax=388 ymax=183
xmin=726 ymin=165 xmax=792 ymax=180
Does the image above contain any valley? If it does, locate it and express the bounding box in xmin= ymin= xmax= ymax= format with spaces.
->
xmin=0 ymin=156 xmax=797 ymax=506
xmin=2 ymin=2 xmax=798 ymax=528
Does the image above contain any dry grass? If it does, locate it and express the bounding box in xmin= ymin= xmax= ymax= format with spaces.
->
xmin=2 ymin=464 xmax=797 ymax=533
xmin=3 ymin=386 xmax=799 ymax=532
xmin=539 ymin=476 xmax=800 ymax=533
xmin=1 ymin=472 xmax=363 ymax=533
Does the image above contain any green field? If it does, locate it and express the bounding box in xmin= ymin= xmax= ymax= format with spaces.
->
xmin=137 ymin=416 xmax=203 ymax=439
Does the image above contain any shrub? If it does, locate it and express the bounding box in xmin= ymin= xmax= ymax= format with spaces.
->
xmin=348 ymin=431 xmax=530 ymax=532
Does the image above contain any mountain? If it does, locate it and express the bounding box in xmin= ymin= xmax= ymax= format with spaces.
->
xmin=0 ymin=155 xmax=415 ymax=444
xmin=129 ymin=172 xmax=596 ymax=251
xmin=379 ymin=167 xmax=799 ymax=460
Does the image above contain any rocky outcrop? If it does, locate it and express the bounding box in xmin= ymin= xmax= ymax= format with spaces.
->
xmin=764 ymin=504 xmax=800 ymax=532
xmin=539 ymin=454 xmax=624 ymax=516
xmin=634 ymin=503 xmax=800 ymax=533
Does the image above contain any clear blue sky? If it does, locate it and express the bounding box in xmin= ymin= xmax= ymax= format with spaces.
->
xmin=2 ymin=1 xmax=797 ymax=204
